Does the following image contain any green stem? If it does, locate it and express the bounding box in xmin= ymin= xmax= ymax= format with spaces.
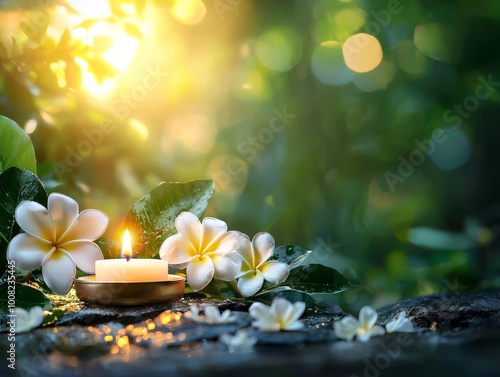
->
xmin=230 ymin=280 xmax=242 ymax=298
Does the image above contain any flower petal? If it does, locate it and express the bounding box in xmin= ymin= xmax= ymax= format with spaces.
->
xmin=249 ymin=302 xmax=273 ymax=321
xmin=47 ymin=193 xmax=79 ymax=240
xmin=260 ymin=261 xmax=290 ymax=284
xmin=14 ymin=308 xmax=31 ymax=333
xmin=159 ymin=234 xmax=197 ymax=266
xmin=206 ymin=230 xmax=246 ymax=255
xmin=334 ymin=316 xmax=359 ymax=341
xmin=282 ymin=320 xmax=304 ymax=331
xmin=204 ymin=306 xmax=221 ymax=323
xmin=200 ymin=217 xmax=227 ymax=252
xmin=234 ymin=234 xmax=254 ymax=269
xmin=175 ymin=212 xmax=202 ymax=250
xmin=386 ymin=311 xmax=415 ymax=333
xmin=249 ymin=302 xmax=280 ymax=331
xmin=186 ymin=255 xmax=215 ymax=291
xmin=357 ymin=325 xmax=385 ymax=342
xmin=212 ymin=252 xmax=242 ymax=281
xmin=253 ymin=232 xmax=275 ymax=267
xmin=15 ymin=201 xmax=55 ymax=242
xmin=58 ymin=210 xmax=109 ymax=243
xmin=59 ymin=240 xmax=103 ymax=274
xmin=359 ymin=306 xmax=378 ymax=328
xmin=42 ymin=250 xmax=76 ymax=295
xmin=7 ymin=233 xmax=53 ymax=271
xmin=271 ymin=297 xmax=294 ymax=322
xmin=288 ymin=301 xmax=306 ymax=323
xmin=27 ymin=306 xmax=44 ymax=329
xmin=237 ymin=272 xmax=265 ymax=297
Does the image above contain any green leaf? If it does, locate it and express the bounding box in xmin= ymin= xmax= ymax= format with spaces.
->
xmin=120 ymin=180 xmax=214 ymax=258
xmin=270 ymin=244 xmax=311 ymax=266
xmin=0 ymin=167 xmax=48 ymax=276
xmin=0 ymin=282 xmax=51 ymax=311
xmin=198 ymin=278 xmax=238 ymax=299
xmin=96 ymin=236 xmax=122 ymax=259
xmin=279 ymin=264 xmax=350 ymax=294
xmin=0 ymin=115 xmax=37 ymax=174
xmin=256 ymin=290 xmax=321 ymax=313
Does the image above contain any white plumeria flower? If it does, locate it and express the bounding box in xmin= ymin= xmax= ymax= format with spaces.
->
xmin=235 ymin=233 xmax=290 ymax=297
xmin=249 ymin=297 xmax=305 ymax=331
xmin=7 ymin=193 xmax=108 ymax=295
xmin=159 ymin=212 xmax=243 ymax=291
xmin=14 ymin=306 xmax=44 ymax=333
xmin=184 ymin=303 xmax=200 ymax=321
xmin=334 ymin=306 xmax=385 ymax=342
xmin=184 ymin=304 xmax=236 ymax=324
xmin=385 ymin=311 xmax=415 ymax=333
xmin=220 ymin=330 xmax=257 ymax=352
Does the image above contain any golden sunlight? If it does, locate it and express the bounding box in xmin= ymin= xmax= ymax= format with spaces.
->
xmin=170 ymin=0 xmax=207 ymax=25
xmin=66 ymin=0 xmax=112 ymax=19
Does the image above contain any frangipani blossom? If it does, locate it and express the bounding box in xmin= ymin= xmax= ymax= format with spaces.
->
xmin=249 ymin=297 xmax=305 ymax=331
xmin=14 ymin=306 xmax=44 ymax=333
xmin=159 ymin=212 xmax=242 ymax=291
xmin=220 ymin=330 xmax=257 ymax=352
xmin=184 ymin=304 xmax=236 ymax=324
xmin=7 ymin=193 xmax=108 ymax=295
xmin=236 ymin=233 xmax=289 ymax=297
xmin=385 ymin=311 xmax=415 ymax=333
xmin=334 ymin=306 xmax=385 ymax=342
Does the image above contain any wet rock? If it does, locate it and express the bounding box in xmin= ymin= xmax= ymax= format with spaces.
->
xmin=376 ymin=290 xmax=500 ymax=330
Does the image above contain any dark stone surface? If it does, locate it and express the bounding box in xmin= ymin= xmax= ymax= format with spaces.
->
xmin=377 ymin=289 xmax=500 ymax=330
xmin=2 ymin=290 xmax=500 ymax=377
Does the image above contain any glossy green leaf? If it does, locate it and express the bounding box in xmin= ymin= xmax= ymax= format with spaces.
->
xmin=279 ymin=264 xmax=350 ymax=294
xmin=0 ymin=167 xmax=48 ymax=276
xmin=270 ymin=244 xmax=311 ymax=266
xmin=96 ymin=237 xmax=122 ymax=259
xmin=0 ymin=115 xmax=37 ymax=174
xmin=0 ymin=282 xmax=51 ymax=311
xmin=120 ymin=180 xmax=214 ymax=258
xmin=197 ymin=278 xmax=238 ymax=299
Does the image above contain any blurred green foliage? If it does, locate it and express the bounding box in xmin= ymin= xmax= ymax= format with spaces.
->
xmin=0 ymin=0 xmax=499 ymax=309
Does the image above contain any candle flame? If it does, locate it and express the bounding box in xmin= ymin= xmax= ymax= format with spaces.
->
xmin=122 ymin=230 xmax=132 ymax=261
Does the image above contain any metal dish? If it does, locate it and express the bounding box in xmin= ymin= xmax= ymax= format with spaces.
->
xmin=74 ymin=275 xmax=185 ymax=306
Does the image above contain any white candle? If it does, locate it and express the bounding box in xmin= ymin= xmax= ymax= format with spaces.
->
xmin=95 ymin=230 xmax=169 ymax=282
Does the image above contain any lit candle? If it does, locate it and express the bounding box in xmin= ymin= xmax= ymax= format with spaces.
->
xmin=95 ymin=230 xmax=169 ymax=282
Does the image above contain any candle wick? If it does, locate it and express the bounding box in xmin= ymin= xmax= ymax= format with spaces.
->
xmin=125 ymin=255 xmax=130 ymax=262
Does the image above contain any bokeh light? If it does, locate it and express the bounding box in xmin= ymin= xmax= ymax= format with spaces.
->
xmin=169 ymin=0 xmax=207 ymax=25
xmin=311 ymin=41 xmax=354 ymax=86
xmin=256 ymin=26 xmax=303 ymax=72
xmin=429 ymin=128 xmax=471 ymax=170
xmin=342 ymin=33 xmax=383 ymax=73
xmin=414 ymin=22 xmax=462 ymax=63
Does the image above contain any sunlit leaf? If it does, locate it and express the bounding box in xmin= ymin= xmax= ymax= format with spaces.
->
xmin=0 ymin=116 xmax=37 ymax=174
xmin=123 ymin=21 xmax=143 ymax=39
xmin=11 ymin=36 xmax=20 ymax=57
xmin=120 ymin=180 xmax=215 ymax=258
xmin=65 ymin=59 xmax=82 ymax=88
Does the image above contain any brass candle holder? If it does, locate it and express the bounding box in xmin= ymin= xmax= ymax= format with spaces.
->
xmin=74 ymin=274 xmax=185 ymax=306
